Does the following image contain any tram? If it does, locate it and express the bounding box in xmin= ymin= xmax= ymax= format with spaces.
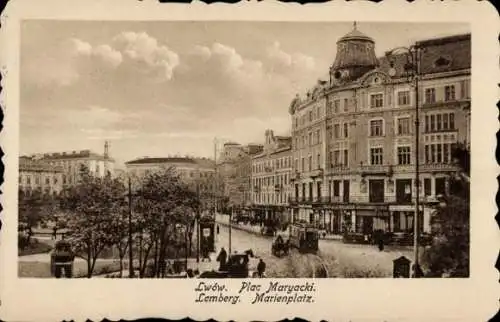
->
xmin=288 ymin=222 xmax=319 ymax=253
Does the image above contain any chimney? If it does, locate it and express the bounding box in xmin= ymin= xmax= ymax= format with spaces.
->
xmin=104 ymin=141 xmax=109 ymax=159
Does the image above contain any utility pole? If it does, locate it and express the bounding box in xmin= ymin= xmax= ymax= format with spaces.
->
xmin=229 ymin=207 xmax=232 ymax=255
xmin=413 ymin=46 xmax=422 ymax=278
xmin=386 ymin=45 xmax=423 ymax=278
xmin=196 ymin=175 xmax=200 ymax=263
xmin=128 ymin=176 xmax=135 ymax=278
xmin=214 ymin=137 xmax=217 ymax=215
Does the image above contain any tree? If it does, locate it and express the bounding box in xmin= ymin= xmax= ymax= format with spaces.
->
xmin=18 ymin=188 xmax=59 ymax=246
xmin=423 ymin=144 xmax=470 ymax=277
xmin=59 ymin=166 xmax=126 ymax=278
xmin=108 ymin=199 xmax=130 ymax=278
xmin=423 ymin=195 xmax=469 ymax=277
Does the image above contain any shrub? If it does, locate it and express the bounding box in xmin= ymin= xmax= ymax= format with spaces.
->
xmin=19 ymin=238 xmax=53 ymax=256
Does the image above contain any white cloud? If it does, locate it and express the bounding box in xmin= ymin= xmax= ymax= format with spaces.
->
xmin=266 ymin=41 xmax=316 ymax=73
xmin=113 ymin=31 xmax=179 ymax=80
xmin=93 ymin=44 xmax=123 ymax=68
xmin=23 ymin=37 xmax=123 ymax=86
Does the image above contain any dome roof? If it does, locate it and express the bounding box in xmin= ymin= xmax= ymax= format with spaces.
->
xmin=331 ymin=22 xmax=379 ymax=79
xmin=338 ymin=27 xmax=374 ymax=43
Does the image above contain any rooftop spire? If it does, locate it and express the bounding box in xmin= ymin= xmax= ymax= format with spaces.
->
xmin=353 ymin=21 xmax=357 ymax=30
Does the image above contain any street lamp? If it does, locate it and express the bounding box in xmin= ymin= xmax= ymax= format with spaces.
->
xmin=386 ymin=44 xmax=424 ymax=277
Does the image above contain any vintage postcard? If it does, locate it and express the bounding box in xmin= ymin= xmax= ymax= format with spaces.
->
xmin=0 ymin=0 xmax=498 ymax=321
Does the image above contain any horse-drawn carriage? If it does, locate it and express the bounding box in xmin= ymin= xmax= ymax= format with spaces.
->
xmin=271 ymin=236 xmax=289 ymax=257
xmin=199 ymin=251 xmax=256 ymax=278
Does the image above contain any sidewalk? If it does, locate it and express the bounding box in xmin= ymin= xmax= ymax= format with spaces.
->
xmin=215 ymin=213 xmax=342 ymax=241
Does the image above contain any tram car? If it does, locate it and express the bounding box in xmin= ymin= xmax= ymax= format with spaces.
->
xmin=288 ymin=222 xmax=319 ymax=253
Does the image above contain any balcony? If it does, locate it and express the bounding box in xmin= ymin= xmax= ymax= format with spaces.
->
xmin=309 ymin=168 xmax=324 ymax=179
xmin=359 ymin=165 xmax=392 ymax=177
xmin=274 ymin=184 xmax=282 ymax=192
xmin=420 ymin=163 xmax=459 ymax=173
xmin=329 ymin=165 xmax=351 ymax=174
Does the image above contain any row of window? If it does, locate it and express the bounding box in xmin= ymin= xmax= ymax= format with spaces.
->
xmin=292 ymin=141 xmax=458 ymax=169
xmin=19 ymin=175 xmax=59 ymax=185
xmin=328 ymin=123 xmax=350 ymax=140
xmin=368 ymin=113 xmax=454 ymax=137
xmin=296 ymin=112 xmax=456 ymax=145
xmin=253 ymin=173 xmax=290 ymax=188
xmin=294 ymin=129 xmax=323 ymax=149
xmin=292 ymin=80 xmax=469 ymax=130
xmin=253 ymin=156 xmax=292 ymax=173
xmin=368 ymin=146 xmax=412 ymax=166
xmin=293 ymin=177 xmax=446 ymax=202
xmin=253 ymin=192 xmax=290 ymax=205
xmin=424 ymin=143 xmax=456 ymax=164
xmin=370 ymin=118 xmax=411 ymax=137
xmin=370 ymin=82 xmax=468 ymax=109
xmin=425 ymin=113 xmax=455 ymax=133
xmin=295 ymin=153 xmax=323 ymax=172
xmin=328 ymin=98 xmax=351 ymax=114
xmin=294 ymin=180 xmax=350 ymax=199
xmin=293 ymin=104 xmax=324 ymax=129
xmin=330 ymin=149 xmax=349 ymax=167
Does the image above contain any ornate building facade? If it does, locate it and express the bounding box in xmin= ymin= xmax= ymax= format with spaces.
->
xmin=288 ymin=24 xmax=470 ymax=236
xmin=251 ymin=130 xmax=293 ymax=225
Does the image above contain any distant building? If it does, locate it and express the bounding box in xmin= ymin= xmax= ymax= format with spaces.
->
xmin=19 ymin=156 xmax=63 ymax=196
xmin=250 ymin=130 xmax=292 ymax=225
xmin=217 ymin=142 xmax=263 ymax=210
xmin=288 ymin=24 xmax=471 ymax=235
xmin=30 ymin=142 xmax=115 ymax=188
xmin=124 ymin=156 xmax=217 ymax=209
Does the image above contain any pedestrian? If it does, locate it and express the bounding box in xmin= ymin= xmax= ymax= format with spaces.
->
xmin=216 ymin=247 xmax=227 ymax=271
xmin=412 ymin=264 xmax=424 ymax=278
xmin=52 ymin=226 xmax=57 ymax=240
xmin=257 ymin=259 xmax=266 ymax=278
xmin=216 ymin=225 xmax=220 ymax=235
xmin=378 ymin=234 xmax=384 ymax=251
xmin=203 ymin=247 xmax=211 ymax=262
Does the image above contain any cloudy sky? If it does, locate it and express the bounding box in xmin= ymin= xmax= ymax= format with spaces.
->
xmin=20 ymin=21 xmax=469 ymax=167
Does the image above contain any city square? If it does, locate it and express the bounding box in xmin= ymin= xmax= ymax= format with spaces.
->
xmin=17 ymin=21 xmax=470 ymax=279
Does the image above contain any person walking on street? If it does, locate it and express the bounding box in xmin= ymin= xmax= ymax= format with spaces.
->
xmin=216 ymin=247 xmax=227 ymax=271
xmin=378 ymin=234 xmax=385 ymax=251
xmin=257 ymin=258 xmax=266 ymax=278
xmin=216 ymin=225 xmax=220 ymax=235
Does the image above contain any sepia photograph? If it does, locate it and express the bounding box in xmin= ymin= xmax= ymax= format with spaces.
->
xmin=16 ymin=19 xmax=472 ymax=280
xmin=1 ymin=1 xmax=498 ymax=321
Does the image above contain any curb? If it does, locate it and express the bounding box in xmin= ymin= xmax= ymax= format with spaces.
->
xmin=216 ymin=221 xmax=266 ymax=237
xmin=216 ymin=219 xmax=343 ymax=242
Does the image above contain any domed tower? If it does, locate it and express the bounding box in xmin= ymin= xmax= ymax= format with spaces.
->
xmin=330 ymin=22 xmax=379 ymax=83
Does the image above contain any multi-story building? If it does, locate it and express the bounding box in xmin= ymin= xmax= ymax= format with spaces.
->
xmin=30 ymin=142 xmax=115 ymax=188
xmin=251 ymin=130 xmax=293 ymax=225
xmin=217 ymin=142 xmax=263 ymax=209
xmin=124 ymin=156 xmax=217 ymax=210
xmin=288 ymin=24 xmax=470 ymax=236
xmin=19 ymin=156 xmax=64 ymax=196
